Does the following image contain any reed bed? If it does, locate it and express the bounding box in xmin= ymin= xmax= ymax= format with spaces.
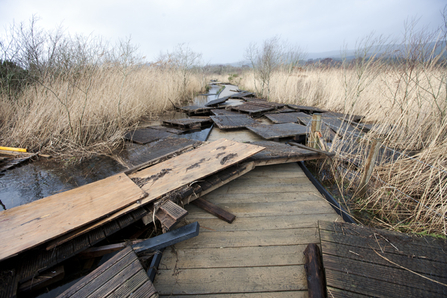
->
xmin=239 ymin=60 xmax=447 ymax=235
xmin=0 ymin=65 xmax=205 ymax=155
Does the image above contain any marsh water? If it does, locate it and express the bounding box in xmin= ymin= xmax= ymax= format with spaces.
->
xmin=0 ymin=85 xmax=221 ymax=211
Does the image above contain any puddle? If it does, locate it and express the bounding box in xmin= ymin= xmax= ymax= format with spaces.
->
xmin=0 ymin=85 xmax=221 ymax=210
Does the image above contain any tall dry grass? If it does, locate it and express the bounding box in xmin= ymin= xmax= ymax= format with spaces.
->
xmin=0 ymin=65 xmax=204 ymax=155
xmin=240 ymin=52 xmax=447 ymax=235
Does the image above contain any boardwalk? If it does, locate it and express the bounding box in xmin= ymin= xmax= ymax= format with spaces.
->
xmin=154 ymin=162 xmax=342 ymax=297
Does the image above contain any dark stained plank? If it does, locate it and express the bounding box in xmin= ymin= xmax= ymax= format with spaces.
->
xmin=147 ymin=250 xmax=163 ymax=282
xmin=247 ymin=141 xmax=326 ymax=166
xmin=103 ymin=220 xmax=121 ymax=237
xmin=205 ymin=96 xmax=230 ymax=107
xmin=18 ymin=265 xmax=64 ymax=294
xmin=56 ymin=241 xmax=74 ymax=263
xmin=179 ymin=105 xmax=213 ymax=116
xmin=325 ymin=268 xmax=445 ymax=298
xmin=321 ymin=241 xmax=446 ymax=277
xmin=210 ymin=114 xmax=258 ymax=129
xmin=191 ymin=198 xmax=236 ymax=223
xmin=128 ymin=280 xmax=157 ymax=298
xmin=124 ymin=127 xmax=173 ymax=145
xmin=105 ymin=268 xmax=148 ymax=298
xmin=159 ymin=201 xmax=188 ymax=221
xmin=323 ymin=254 xmax=447 ymax=294
xmin=264 ymin=112 xmax=308 ymax=124
xmin=211 ymin=109 xmax=240 ymax=116
xmin=246 ymin=123 xmax=308 ymax=139
xmin=287 ymin=104 xmax=326 ymax=113
xmin=0 ymin=267 xmax=18 ymax=298
xmin=162 ymin=117 xmax=212 ymax=129
xmin=229 ymin=102 xmax=278 ymax=115
xmin=132 ymin=222 xmax=200 ymax=254
xmin=304 ymin=244 xmax=326 ymax=298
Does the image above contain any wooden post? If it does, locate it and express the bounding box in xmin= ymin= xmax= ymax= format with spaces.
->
xmin=308 ymin=114 xmax=321 ymax=149
xmin=358 ymin=138 xmax=381 ymax=197
xmin=304 ymin=243 xmax=327 ymax=298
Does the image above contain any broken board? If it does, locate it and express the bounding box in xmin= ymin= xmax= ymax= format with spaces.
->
xmin=57 ymin=246 xmax=157 ymax=298
xmin=247 ymin=141 xmax=328 ymax=166
xmin=125 ymin=127 xmax=173 ymax=145
xmin=163 ymin=117 xmax=212 ymax=129
xmin=246 ymin=123 xmax=308 ymax=140
xmin=0 ymin=174 xmax=147 ymax=261
xmin=179 ymin=105 xmax=213 ymax=116
xmin=129 ymin=139 xmax=264 ymax=195
xmin=210 ymin=115 xmax=258 ymax=129
xmin=264 ymin=112 xmax=309 ymax=124
xmin=205 ymin=96 xmax=230 ymax=107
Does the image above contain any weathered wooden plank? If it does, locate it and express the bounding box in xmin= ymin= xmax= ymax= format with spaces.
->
xmin=159 ymin=200 xmax=188 ymax=221
xmin=103 ymin=220 xmax=121 ymax=237
xmin=128 ymin=280 xmax=157 ymax=298
xmin=128 ymin=138 xmax=264 ymax=202
xmin=132 ymin=222 xmax=200 ymax=254
xmin=287 ymin=104 xmax=325 ymax=113
xmin=320 ymin=221 xmax=447 ymax=250
xmin=211 ymin=109 xmax=241 ymax=116
xmin=208 ymin=179 xmax=321 ymax=195
xmin=325 ymin=268 xmax=445 ymax=298
xmin=88 ymin=227 xmax=106 ymax=246
xmin=191 ymin=198 xmax=236 ymax=223
xmin=155 ymin=266 xmax=306 ymax=295
xmin=162 ymin=117 xmax=212 ymax=129
xmin=79 ymin=240 xmax=143 ymax=259
xmin=186 ymin=200 xmax=334 ymax=219
xmin=124 ymin=127 xmax=173 ymax=145
xmin=0 ymin=174 xmax=146 ymax=261
xmin=321 ymin=240 xmax=447 ymax=278
xmin=159 ymin=293 xmax=307 ymax=298
xmin=171 ymin=228 xmax=319 ymax=249
xmin=147 ymin=250 xmax=163 ymax=282
xmin=202 ymin=191 xmax=324 ymax=205
xmin=288 ymin=141 xmax=335 ymax=157
xmin=210 ymin=115 xmax=258 ymax=129
xmin=160 ymin=245 xmax=308 ymax=269
xmin=58 ymin=246 xmax=134 ymax=298
xmin=205 ymin=96 xmax=230 ymax=107
xmin=56 ymin=241 xmax=74 ymax=263
xmin=229 ymin=102 xmax=278 ymax=115
xmin=304 ymin=244 xmax=326 ymax=298
xmin=246 ymin=123 xmax=308 ymax=139
xmin=179 ymin=105 xmax=213 ymax=116
xmin=0 ymin=267 xmax=18 ymax=298
xmin=319 ymin=224 xmax=447 ymax=263
xmin=323 ymin=254 xmax=447 ymax=294
xmin=326 ymin=287 xmax=371 ymax=298
xmin=264 ymin=112 xmax=308 ymax=124
xmin=182 ymin=213 xmax=341 ymax=232
xmin=105 ymin=269 xmax=149 ymax=298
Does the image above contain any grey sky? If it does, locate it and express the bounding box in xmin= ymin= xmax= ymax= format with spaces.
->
xmin=0 ymin=0 xmax=445 ymax=64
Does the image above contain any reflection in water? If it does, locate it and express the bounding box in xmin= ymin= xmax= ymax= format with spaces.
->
xmin=0 ymin=85 xmax=222 ymax=209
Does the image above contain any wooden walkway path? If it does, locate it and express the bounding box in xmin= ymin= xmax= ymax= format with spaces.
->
xmin=154 ymin=162 xmax=342 ymax=297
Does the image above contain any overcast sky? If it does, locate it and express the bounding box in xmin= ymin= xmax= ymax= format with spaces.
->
xmin=0 ymin=0 xmax=445 ymax=64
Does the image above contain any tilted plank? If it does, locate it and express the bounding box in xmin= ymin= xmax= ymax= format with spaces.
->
xmin=159 ymin=200 xmax=188 ymax=221
xmin=129 ymin=139 xmax=264 ymax=196
xmin=132 ymin=222 xmax=200 ymax=254
xmin=0 ymin=174 xmax=146 ymax=261
xmin=191 ymin=198 xmax=236 ymax=223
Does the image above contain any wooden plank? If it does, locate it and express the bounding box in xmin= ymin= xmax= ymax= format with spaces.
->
xmin=58 ymin=246 xmax=134 ymax=297
xmin=264 ymin=112 xmax=308 ymax=124
xmin=159 ymin=200 xmax=188 ymax=221
xmin=246 ymin=123 xmax=308 ymax=139
xmin=105 ymin=269 xmax=148 ymax=298
xmin=132 ymin=222 xmax=200 ymax=254
xmin=160 ymin=245 xmax=308 ymax=269
xmin=179 ymin=105 xmax=213 ymax=116
xmin=323 ymin=254 xmax=447 ymax=294
xmin=205 ymin=96 xmax=230 ymax=107
xmin=326 ymin=287 xmax=371 ymax=298
xmin=186 ymin=200 xmax=334 ymax=219
xmin=159 ymin=293 xmax=308 ymax=298
xmin=183 ymin=213 xmax=341 ymax=232
xmin=211 ymin=109 xmax=241 ymax=116
xmin=129 ymin=138 xmax=264 ymax=199
xmin=287 ymin=104 xmax=326 ymax=113
xmin=155 ymin=208 xmax=177 ymax=230
xmin=191 ymin=198 xmax=236 ymax=223
xmin=210 ymin=115 xmax=257 ymax=129
xmin=155 ymin=266 xmax=306 ymax=295
xmin=321 ymin=240 xmax=447 ymax=278
xmin=202 ymin=191 xmax=324 ymax=205
xmin=229 ymin=102 xmax=277 ymax=115
xmin=304 ymin=244 xmax=326 ymax=298
xmin=247 ymin=141 xmax=326 ymax=165
xmin=288 ymin=141 xmax=335 ymax=157
xmin=162 ymin=117 xmax=212 ymax=129
xmin=128 ymin=280 xmax=157 ymax=298
xmin=147 ymin=250 xmax=163 ymax=282
xmin=124 ymin=127 xmax=172 ymax=144
xmin=78 ymin=240 xmax=143 ymax=259
xmin=320 ymin=229 xmax=447 ymax=263
xmin=171 ymin=228 xmax=319 ymax=249
xmin=325 ymin=268 xmax=445 ymax=298
xmin=0 ymin=174 xmax=146 ymax=261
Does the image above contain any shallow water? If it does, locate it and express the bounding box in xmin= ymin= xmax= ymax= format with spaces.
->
xmin=0 ymin=85 xmax=220 ymax=210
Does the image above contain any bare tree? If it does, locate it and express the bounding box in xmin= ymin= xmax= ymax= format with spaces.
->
xmin=245 ymin=36 xmax=303 ymax=99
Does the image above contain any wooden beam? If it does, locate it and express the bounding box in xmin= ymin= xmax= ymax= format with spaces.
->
xmin=289 ymin=141 xmax=335 ymax=157
xmin=358 ymin=138 xmax=381 ymax=197
xmin=304 ymin=243 xmax=327 ymax=298
xmin=78 ymin=240 xmax=144 ymax=259
xmin=191 ymin=198 xmax=236 ymax=223
xmin=147 ymin=250 xmax=163 ymax=282
xmin=132 ymin=222 xmax=200 ymax=254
